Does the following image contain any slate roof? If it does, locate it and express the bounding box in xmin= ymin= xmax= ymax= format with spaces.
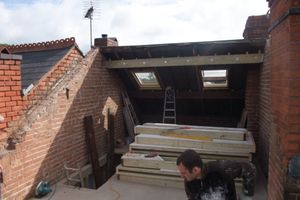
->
xmin=7 ymin=37 xmax=79 ymax=93
xmin=17 ymin=47 xmax=71 ymax=91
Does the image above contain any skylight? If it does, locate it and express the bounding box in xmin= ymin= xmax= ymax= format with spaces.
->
xmin=133 ymin=71 xmax=161 ymax=89
xmin=201 ymin=70 xmax=228 ymax=89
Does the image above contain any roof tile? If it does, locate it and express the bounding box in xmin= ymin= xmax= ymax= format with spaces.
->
xmin=8 ymin=37 xmax=76 ymax=53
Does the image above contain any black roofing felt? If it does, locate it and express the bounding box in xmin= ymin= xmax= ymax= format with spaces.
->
xmin=16 ymin=47 xmax=72 ymax=90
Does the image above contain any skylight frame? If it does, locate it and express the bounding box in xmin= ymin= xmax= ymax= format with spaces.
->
xmin=132 ymin=71 xmax=161 ymax=90
xmin=201 ymin=69 xmax=228 ymax=89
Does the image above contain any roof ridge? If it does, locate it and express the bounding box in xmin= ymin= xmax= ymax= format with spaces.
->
xmin=8 ymin=37 xmax=76 ymax=53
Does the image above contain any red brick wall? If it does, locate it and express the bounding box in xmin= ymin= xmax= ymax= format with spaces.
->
xmin=243 ymin=15 xmax=270 ymax=39
xmin=21 ymin=48 xmax=82 ymax=110
xmin=0 ymin=48 xmax=125 ymax=199
xmin=2 ymin=47 xmax=82 ymax=145
xmin=258 ymin=39 xmax=272 ymax=176
xmin=245 ymin=68 xmax=260 ymax=144
xmin=0 ymin=56 xmax=22 ymax=141
xmin=94 ymin=35 xmax=118 ymax=47
xmin=243 ymin=15 xmax=270 ymax=169
xmin=267 ymin=0 xmax=300 ymax=199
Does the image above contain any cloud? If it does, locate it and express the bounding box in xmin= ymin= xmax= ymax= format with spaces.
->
xmin=0 ymin=0 xmax=269 ymax=53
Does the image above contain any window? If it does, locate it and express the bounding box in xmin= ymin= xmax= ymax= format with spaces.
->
xmin=201 ymin=69 xmax=228 ymax=89
xmin=132 ymin=71 xmax=161 ymax=89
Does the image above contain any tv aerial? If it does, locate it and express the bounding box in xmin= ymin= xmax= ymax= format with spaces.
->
xmin=83 ymin=0 xmax=101 ymax=48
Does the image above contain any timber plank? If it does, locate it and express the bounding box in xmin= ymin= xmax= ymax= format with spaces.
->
xmin=121 ymin=153 xmax=177 ymax=170
xmin=117 ymin=165 xmax=179 ymax=177
xmin=129 ymin=143 xmax=251 ymax=157
xmin=129 ymin=149 xmax=251 ymax=162
xmin=142 ymin=123 xmax=247 ymax=132
xmin=117 ymin=171 xmax=184 ymax=189
xmin=135 ymin=133 xmax=255 ymax=153
xmin=117 ymin=170 xmax=243 ymax=192
xmin=134 ymin=125 xmax=245 ymax=141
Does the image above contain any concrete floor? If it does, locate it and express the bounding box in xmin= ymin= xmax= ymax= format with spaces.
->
xmin=33 ymin=175 xmax=186 ymax=200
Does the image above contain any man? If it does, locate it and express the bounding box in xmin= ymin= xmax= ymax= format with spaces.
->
xmin=177 ymin=149 xmax=237 ymax=200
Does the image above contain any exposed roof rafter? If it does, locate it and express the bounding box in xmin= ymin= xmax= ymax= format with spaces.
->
xmin=104 ymin=53 xmax=264 ymax=69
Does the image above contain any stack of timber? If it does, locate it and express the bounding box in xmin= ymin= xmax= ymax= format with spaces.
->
xmin=117 ymin=123 xmax=255 ymax=191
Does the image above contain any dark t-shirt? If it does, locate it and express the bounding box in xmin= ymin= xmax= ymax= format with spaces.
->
xmin=184 ymin=170 xmax=237 ymax=200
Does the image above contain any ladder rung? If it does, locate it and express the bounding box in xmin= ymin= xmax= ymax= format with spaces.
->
xmin=166 ymin=101 xmax=174 ymax=103
xmin=165 ymin=109 xmax=175 ymax=111
xmin=164 ymin=116 xmax=176 ymax=119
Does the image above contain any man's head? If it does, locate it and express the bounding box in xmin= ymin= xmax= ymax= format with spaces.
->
xmin=177 ymin=149 xmax=203 ymax=181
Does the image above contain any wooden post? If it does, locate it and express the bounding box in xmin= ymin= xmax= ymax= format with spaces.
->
xmin=83 ymin=116 xmax=102 ymax=188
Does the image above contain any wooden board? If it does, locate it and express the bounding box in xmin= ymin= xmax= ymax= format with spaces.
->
xmin=117 ymin=165 xmax=179 ymax=177
xmin=121 ymin=153 xmax=177 ymax=170
xmin=129 ymin=149 xmax=251 ymax=162
xmin=117 ymin=169 xmax=243 ymax=193
xmin=135 ymin=125 xmax=245 ymax=141
xmin=129 ymin=143 xmax=252 ymax=158
xmin=135 ymin=133 xmax=255 ymax=153
xmin=142 ymin=123 xmax=247 ymax=132
xmin=117 ymin=171 xmax=184 ymax=189
xmin=117 ymin=164 xmax=243 ymax=184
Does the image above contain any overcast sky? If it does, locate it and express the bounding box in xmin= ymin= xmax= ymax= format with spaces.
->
xmin=0 ymin=0 xmax=269 ymax=53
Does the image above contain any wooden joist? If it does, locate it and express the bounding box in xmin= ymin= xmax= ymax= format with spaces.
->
xmin=135 ymin=132 xmax=255 ymax=154
xmin=142 ymin=123 xmax=247 ymax=132
xmin=116 ymin=123 xmax=256 ymax=194
xmin=117 ymin=163 xmax=243 ymax=192
xmin=129 ymin=143 xmax=252 ymax=162
xmin=117 ymin=170 xmax=184 ymax=189
xmin=134 ymin=124 xmax=246 ymax=141
xmin=117 ymin=165 xmax=179 ymax=177
xmin=105 ymin=53 xmax=264 ymax=69
xmin=121 ymin=153 xmax=177 ymax=170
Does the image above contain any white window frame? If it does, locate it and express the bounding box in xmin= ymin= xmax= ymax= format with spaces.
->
xmin=201 ymin=69 xmax=228 ymax=89
xmin=132 ymin=71 xmax=161 ymax=90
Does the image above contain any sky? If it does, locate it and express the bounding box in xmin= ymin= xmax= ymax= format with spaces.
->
xmin=0 ymin=0 xmax=269 ymax=53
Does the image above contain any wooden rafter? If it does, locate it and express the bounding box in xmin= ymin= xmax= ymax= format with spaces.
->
xmin=104 ymin=53 xmax=264 ymax=69
xmin=128 ymin=90 xmax=243 ymax=99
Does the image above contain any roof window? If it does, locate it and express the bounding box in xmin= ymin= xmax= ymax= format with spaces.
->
xmin=132 ymin=71 xmax=161 ymax=89
xmin=201 ymin=69 xmax=228 ymax=89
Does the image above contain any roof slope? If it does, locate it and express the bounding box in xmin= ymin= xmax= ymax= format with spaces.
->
xmin=8 ymin=37 xmax=79 ymax=91
xmin=18 ymin=47 xmax=72 ymax=90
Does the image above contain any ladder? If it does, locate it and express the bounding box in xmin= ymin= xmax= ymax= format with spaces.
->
xmin=163 ymin=86 xmax=176 ymax=124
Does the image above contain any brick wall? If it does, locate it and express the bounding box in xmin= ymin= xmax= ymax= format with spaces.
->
xmin=258 ymin=38 xmax=272 ymax=176
xmin=267 ymin=0 xmax=300 ymax=199
xmin=243 ymin=15 xmax=270 ymax=39
xmin=245 ymin=68 xmax=260 ymax=144
xmin=94 ymin=34 xmax=118 ymax=47
xmin=0 ymin=54 xmax=23 ymax=141
xmin=243 ymin=15 xmax=271 ymax=174
xmin=3 ymin=47 xmax=82 ymax=145
xmin=0 ymin=48 xmax=125 ymax=199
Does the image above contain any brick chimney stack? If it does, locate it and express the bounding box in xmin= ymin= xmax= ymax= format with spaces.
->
xmin=0 ymin=52 xmax=22 ymax=135
xmin=243 ymin=15 xmax=270 ymax=39
xmin=94 ymin=34 xmax=118 ymax=47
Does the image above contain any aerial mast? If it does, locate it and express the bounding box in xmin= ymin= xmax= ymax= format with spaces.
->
xmin=83 ymin=0 xmax=100 ymax=48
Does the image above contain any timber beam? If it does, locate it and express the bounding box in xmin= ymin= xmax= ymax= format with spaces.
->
xmin=104 ymin=53 xmax=264 ymax=69
xmin=128 ymin=90 xmax=244 ymax=100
